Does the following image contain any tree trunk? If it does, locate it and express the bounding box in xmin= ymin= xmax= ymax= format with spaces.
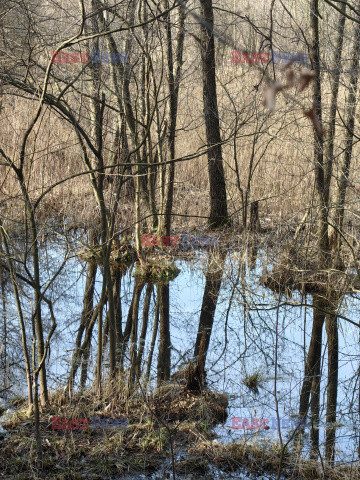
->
xmin=78 ymin=258 xmax=97 ymax=389
xmin=157 ymin=283 xmax=171 ymax=385
xmin=159 ymin=1 xmax=186 ymax=236
xmin=324 ymin=3 xmax=346 ymax=208
xmin=299 ymin=294 xmax=326 ymax=459
xmin=325 ymin=295 xmax=339 ymax=464
xmin=331 ymin=3 xmax=360 ymax=256
xmin=194 ymin=251 xmax=226 ymax=359
xmin=299 ymin=294 xmax=326 ymax=419
xmin=0 ymin=223 xmax=33 ymax=409
xmin=128 ymin=278 xmax=145 ymax=389
xmin=30 ymin=209 xmax=48 ymax=406
xmin=146 ymin=293 xmax=160 ymax=382
xmin=249 ymin=201 xmax=261 ymax=232
xmin=199 ymin=0 xmax=228 ymax=229
xmin=113 ymin=269 xmax=123 ymax=367
xmin=135 ymin=283 xmax=153 ymax=380
xmin=310 ymin=0 xmax=329 ymax=263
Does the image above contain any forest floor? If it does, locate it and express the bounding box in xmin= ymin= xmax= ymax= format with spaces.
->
xmin=0 ymin=377 xmax=359 ymax=480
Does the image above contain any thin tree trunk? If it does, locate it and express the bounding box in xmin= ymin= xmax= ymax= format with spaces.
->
xmin=146 ymin=293 xmax=160 ymax=382
xmin=71 ymin=233 xmax=98 ymax=392
xmin=299 ymin=295 xmax=326 ymax=418
xmin=32 ymin=321 xmax=42 ymax=464
xmin=86 ymin=1 xmax=119 ymax=381
xmin=299 ymin=294 xmax=326 ymax=459
xmin=159 ymin=1 xmax=186 ymax=236
xmin=29 ymin=207 xmax=48 ymax=406
xmin=157 ymin=283 xmax=170 ymax=385
xmin=135 ymin=283 xmax=153 ymax=380
xmin=128 ymin=278 xmax=145 ymax=389
xmin=0 ymin=223 xmax=33 ymax=409
xmin=113 ymin=269 xmax=123 ymax=367
xmin=120 ymin=0 xmax=156 ymax=232
xmin=332 ymin=3 xmax=360 ymax=255
xmin=310 ymin=0 xmax=329 ymax=263
xmin=325 ymin=295 xmax=339 ymax=464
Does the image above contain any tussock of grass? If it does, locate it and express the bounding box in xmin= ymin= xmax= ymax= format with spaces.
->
xmin=0 ymin=379 xmax=228 ymax=478
xmin=261 ymin=243 xmax=360 ymax=296
xmin=242 ymin=371 xmax=263 ymax=394
xmin=134 ymin=260 xmax=180 ymax=284
xmin=77 ymin=240 xmax=136 ymax=273
xmin=151 ymin=383 xmax=228 ymax=425
xmin=188 ymin=438 xmax=360 ymax=479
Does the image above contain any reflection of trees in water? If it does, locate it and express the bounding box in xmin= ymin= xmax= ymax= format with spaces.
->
xmin=201 ymin=247 xmax=355 ymax=465
xmin=297 ymin=292 xmax=340 ymax=463
xmin=0 ymin=268 xmax=25 ymax=400
xmin=3 ymin=235 xmax=360 ymax=466
xmin=194 ymin=251 xmax=227 ymax=362
xmin=157 ymin=283 xmax=170 ymax=386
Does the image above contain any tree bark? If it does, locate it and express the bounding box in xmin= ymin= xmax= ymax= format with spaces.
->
xmin=325 ymin=295 xmax=339 ymax=464
xmin=135 ymin=283 xmax=153 ymax=380
xmin=194 ymin=251 xmax=226 ymax=359
xmin=310 ymin=0 xmax=329 ymax=263
xmin=331 ymin=3 xmax=360 ymax=256
xmin=157 ymin=283 xmax=171 ymax=385
xmin=199 ymin=0 xmax=228 ymax=229
xmin=159 ymin=1 xmax=186 ymax=236
xmin=146 ymin=293 xmax=160 ymax=382
xmin=299 ymin=294 xmax=326 ymax=459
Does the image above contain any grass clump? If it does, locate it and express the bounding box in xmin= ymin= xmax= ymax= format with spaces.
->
xmin=134 ymin=260 xmax=180 ymax=284
xmin=242 ymin=371 xmax=263 ymax=394
xmin=0 ymin=379 xmax=227 ymax=478
xmin=77 ymin=239 xmax=136 ymax=273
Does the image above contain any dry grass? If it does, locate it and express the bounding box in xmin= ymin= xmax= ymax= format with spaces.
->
xmin=188 ymin=438 xmax=360 ymax=479
xmin=1 ymin=0 xmax=360 ymax=245
xmin=4 ymin=378 xmax=358 ymax=479
xmin=2 ymin=58 xmax=360 ymax=243
xmin=0 ymin=377 xmax=228 ymax=479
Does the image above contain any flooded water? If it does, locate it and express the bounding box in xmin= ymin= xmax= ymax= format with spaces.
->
xmin=1 ymin=236 xmax=360 ymax=476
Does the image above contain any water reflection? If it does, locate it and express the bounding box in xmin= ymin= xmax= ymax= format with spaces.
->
xmin=1 ymin=237 xmax=360 ymax=467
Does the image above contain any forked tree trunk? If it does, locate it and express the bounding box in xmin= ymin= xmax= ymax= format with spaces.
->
xmin=120 ymin=278 xmax=146 ymax=371
xmin=299 ymin=294 xmax=326 ymax=459
xmin=158 ymin=1 xmax=186 ymax=236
